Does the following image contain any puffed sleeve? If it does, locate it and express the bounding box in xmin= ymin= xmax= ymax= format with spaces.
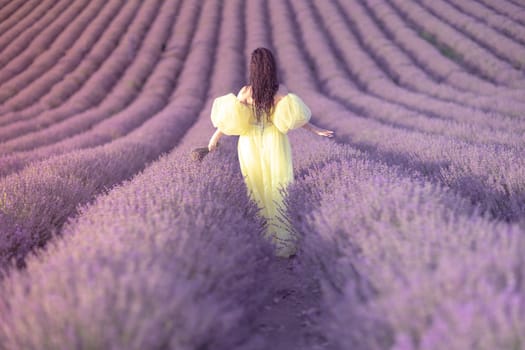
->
xmin=211 ymin=93 xmax=251 ymax=136
xmin=273 ymin=93 xmax=312 ymax=134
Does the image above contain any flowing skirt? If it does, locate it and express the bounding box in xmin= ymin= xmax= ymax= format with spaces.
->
xmin=237 ymin=124 xmax=296 ymax=257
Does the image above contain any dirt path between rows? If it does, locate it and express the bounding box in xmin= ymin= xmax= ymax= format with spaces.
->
xmin=234 ymin=255 xmax=340 ymax=350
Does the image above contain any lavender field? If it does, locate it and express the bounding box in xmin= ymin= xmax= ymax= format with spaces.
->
xmin=0 ymin=0 xmax=524 ymax=349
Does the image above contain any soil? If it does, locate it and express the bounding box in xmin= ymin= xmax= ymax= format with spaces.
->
xmin=233 ymin=255 xmax=340 ymax=350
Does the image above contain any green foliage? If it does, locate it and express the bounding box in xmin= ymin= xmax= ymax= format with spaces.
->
xmin=418 ymin=30 xmax=463 ymax=62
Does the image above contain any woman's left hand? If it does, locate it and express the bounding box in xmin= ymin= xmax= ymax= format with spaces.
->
xmin=316 ymin=128 xmax=334 ymax=138
xmin=208 ymin=129 xmax=223 ymax=151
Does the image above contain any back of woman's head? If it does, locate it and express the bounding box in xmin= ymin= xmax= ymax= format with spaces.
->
xmin=249 ymin=47 xmax=279 ymax=122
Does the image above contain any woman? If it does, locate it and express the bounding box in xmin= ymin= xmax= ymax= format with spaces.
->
xmin=207 ymin=47 xmax=333 ymax=258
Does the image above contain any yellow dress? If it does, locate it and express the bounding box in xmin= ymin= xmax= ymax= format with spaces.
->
xmin=211 ymin=92 xmax=311 ymax=257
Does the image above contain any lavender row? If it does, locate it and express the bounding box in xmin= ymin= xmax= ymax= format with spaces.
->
xmin=0 ymin=0 xmax=221 ymax=272
xmin=0 ymin=4 xmax=141 ymax=130
xmin=0 ymin=1 xmax=155 ymax=142
xmin=0 ymin=0 xmax=198 ymax=176
xmin=0 ymin=0 xmax=107 ymax=103
xmin=1 ymin=0 xmax=60 ymax=105
xmin=418 ymin=0 xmax=525 ymax=70
xmin=2 ymin=2 xmax=141 ymax=129
xmin=0 ymin=2 xmax=270 ymax=348
xmin=0 ymin=143 xmax=273 ymax=350
xmin=244 ymin=0 xmax=272 ymax=69
xmin=0 ymin=0 xmax=124 ymax=112
xmin=361 ymin=0 xmax=525 ymax=101
xmin=0 ymin=0 xmax=47 ymax=42
xmin=285 ymin=135 xmax=524 ymax=350
xmin=0 ymin=0 xmax=60 ymax=57
xmin=269 ymin=0 xmax=525 ymax=221
xmin=0 ymin=0 xmax=83 ymax=85
xmin=445 ymin=0 xmax=525 ymax=46
xmin=477 ymin=0 xmax=525 ymax=27
xmin=339 ymin=0 xmax=525 ymax=115
xmin=0 ymin=0 xmax=26 ymax=24
xmin=285 ymin=0 xmax=525 ymax=146
xmin=388 ymin=0 xmax=525 ymax=88
xmin=0 ymin=0 xmax=183 ymax=170
xmin=307 ymin=0 xmax=525 ymax=135
xmin=174 ymin=0 xmax=248 ymax=153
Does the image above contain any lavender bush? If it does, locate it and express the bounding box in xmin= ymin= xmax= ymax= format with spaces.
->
xmin=0 ymin=0 xmax=199 ymax=177
xmin=0 ymin=1 xmax=75 ymax=78
xmin=0 ymin=0 xmax=138 ymax=125
xmin=0 ymin=143 xmax=273 ymax=350
xmin=0 ymin=0 xmax=157 ymax=139
xmin=388 ymin=0 xmax=525 ymax=87
xmin=0 ymin=0 xmax=524 ymax=348
xmin=286 ymin=133 xmax=525 ymax=350
xmin=0 ymin=0 xmax=126 ymax=114
xmin=269 ymin=0 xmax=525 ymax=222
xmin=0 ymin=0 xmax=221 ymax=272
xmin=0 ymin=1 xmax=66 ymax=70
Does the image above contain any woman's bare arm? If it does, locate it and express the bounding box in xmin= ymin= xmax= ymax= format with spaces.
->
xmin=208 ymin=128 xmax=223 ymax=151
xmin=302 ymin=122 xmax=334 ymax=138
xmin=278 ymin=86 xmax=332 ymax=137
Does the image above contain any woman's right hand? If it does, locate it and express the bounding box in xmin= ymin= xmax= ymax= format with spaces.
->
xmin=208 ymin=141 xmax=218 ymax=152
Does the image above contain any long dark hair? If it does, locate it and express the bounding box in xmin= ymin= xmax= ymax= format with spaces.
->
xmin=249 ymin=47 xmax=279 ymax=123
